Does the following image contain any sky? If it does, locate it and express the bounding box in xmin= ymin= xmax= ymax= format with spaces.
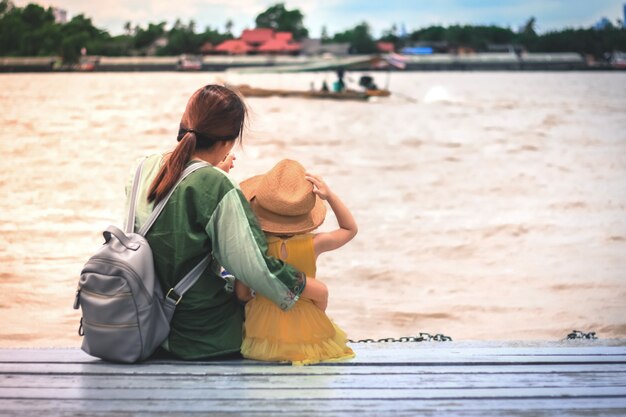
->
xmin=12 ymin=0 xmax=626 ymax=37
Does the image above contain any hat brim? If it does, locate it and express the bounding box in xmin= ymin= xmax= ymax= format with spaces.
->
xmin=240 ymin=174 xmax=263 ymax=201
xmin=240 ymin=174 xmax=326 ymax=234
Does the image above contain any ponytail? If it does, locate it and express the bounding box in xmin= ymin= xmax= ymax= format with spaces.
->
xmin=147 ymin=132 xmax=196 ymax=204
xmin=147 ymin=84 xmax=246 ymax=204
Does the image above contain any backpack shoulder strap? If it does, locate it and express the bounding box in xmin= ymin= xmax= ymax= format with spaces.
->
xmin=138 ymin=161 xmax=210 ymax=236
xmin=124 ymin=158 xmax=147 ymax=234
xmin=134 ymin=160 xmax=212 ymax=305
xmin=163 ymin=256 xmax=212 ymax=307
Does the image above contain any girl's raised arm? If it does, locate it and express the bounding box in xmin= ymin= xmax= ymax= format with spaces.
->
xmin=306 ymin=173 xmax=358 ymax=257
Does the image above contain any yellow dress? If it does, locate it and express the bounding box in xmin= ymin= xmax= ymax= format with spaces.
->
xmin=241 ymin=234 xmax=355 ymax=365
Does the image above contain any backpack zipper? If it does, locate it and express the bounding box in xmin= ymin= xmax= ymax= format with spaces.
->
xmin=73 ymin=287 xmax=81 ymax=309
xmin=80 ymin=288 xmax=132 ymax=299
xmin=82 ymin=318 xmax=138 ymax=328
xmin=86 ymin=257 xmax=153 ymax=301
xmin=74 ymin=286 xmax=133 ymax=309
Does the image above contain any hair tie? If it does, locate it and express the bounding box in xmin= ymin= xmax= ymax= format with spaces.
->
xmin=177 ymin=126 xmax=200 ymax=142
xmin=176 ymin=124 xmax=238 ymax=143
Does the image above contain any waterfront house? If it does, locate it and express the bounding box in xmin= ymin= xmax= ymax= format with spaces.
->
xmin=214 ymin=28 xmax=301 ymax=55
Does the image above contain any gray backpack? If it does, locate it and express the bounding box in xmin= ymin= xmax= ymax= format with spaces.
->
xmin=73 ymin=159 xmax=210 ymax=363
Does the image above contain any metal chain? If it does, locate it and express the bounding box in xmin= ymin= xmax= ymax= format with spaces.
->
xmin=350 ymin=330 xmax=598 ymax=343
xmin=566 ymin=330 xmax=598 ymax=340
xmin=349 ymin=332 xmax=452 ymax=343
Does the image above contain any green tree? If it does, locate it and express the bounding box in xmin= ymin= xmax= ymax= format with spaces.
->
xmin=158 ymin=19 xmax=204 ymax=55
xmin=1 ymin=2 xmax=26 ymax=54
xmin=123 ymin=21 xmax=132 ymax=36
xmin=1 ymin=1 xmax=625 ymax=61
xmin=134 ymin=22 xmax=166 ymax=49
xmin=522 ymin=17 xmax=537 ymax=36
xmin=21 ymin=3 xmax=53 ymax=27
xmin=321 ymin=25 xmax=330 ymax=43
xmin=526 ymin=26 xmax=626 ymax=58
xmin=517 ymin=16 xmax=538 ymax=50
xmin=410 ymin=25 xmax=445 ymax=42
xmin=0 ymin=2 xmax=64 ymax=56
xmin=58 ymin=14 xmax=108 ymax=62
xmin=380 ymin=23 xmax=401 ymax=48
xmin=225 ymin=19 xmax=233 ymax=35
xmin=94 ymin=34 xmax=133 ymax=56
xmin=255 ymin=3 xmax=308 ymax=39
xmin=200 ymin=25 xmax=233 ymax=45
xmin=0 ymin=0 xmax=11 ymax=15
xmin=333 ymin=22 xmax=377 ymax=53
xmin=409 ymin=24 xmax=516 ymax=51
xmin=0 ymin=1 xmax=164 ymax=58
xmin=19 ymin=4 xmax=56 ymax=55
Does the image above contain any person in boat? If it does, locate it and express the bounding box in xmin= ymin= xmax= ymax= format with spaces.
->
xmin=333 ymin=67 xmax=346 ymax=92
xmin=321 ymin=81 xmax=330 ymax=92
xmin=358 ymin=75 xmax=379 ymax=91
xmin=126 ymin=85 xmax=329 ymax=360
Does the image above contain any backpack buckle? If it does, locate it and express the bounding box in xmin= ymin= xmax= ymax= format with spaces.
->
xmin=166 ymin=288 xmax=183 ymax=305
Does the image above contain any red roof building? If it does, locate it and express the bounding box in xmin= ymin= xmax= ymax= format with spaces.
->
xmin=274 ymin=32 xmax=293 ymax=42
xmin=214 ymin=39 xmax=252 ymax=55
xmin=377 ymin=42 xmax=395 ymax=53
xmin=256 ymin=38 xmax=301 ymax=53
xmin=215 ymin=28 xmax=301 ymax=55
xmin=200 ymin=42 xmax=214 ymax=55
xmin=241 ymin=28 xmax=274 ymax=46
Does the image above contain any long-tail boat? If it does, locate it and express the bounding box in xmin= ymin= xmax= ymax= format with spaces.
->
xmin=234 ymin=84 xmax=391 ymax=101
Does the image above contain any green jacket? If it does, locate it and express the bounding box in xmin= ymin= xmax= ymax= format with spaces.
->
xmin=125 ymin=155 xmax=305 ymax=359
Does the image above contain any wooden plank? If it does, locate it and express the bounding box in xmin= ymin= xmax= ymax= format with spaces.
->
xmin=2 ymin=344 xmax=625 ymax=364
xmin=0 ymin=345 xmax=624 ymax=416
xmin=2 ymin=371 xmax=626 ymax=389
xmin=0 ymin=381 xmax=626 ymax=400
xmin=3 ymin=363 xmax=626 ymax=377
xmin=0 ymin=398 xmax=625 ymax=415
xmin=1 ymin=386 xmax=626 ymax=400
xmin=2 ymin=352 xmax=625 ymax=367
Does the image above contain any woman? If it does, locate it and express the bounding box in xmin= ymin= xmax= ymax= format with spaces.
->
xmin=126 ymin=84 xmax=328 ymax=360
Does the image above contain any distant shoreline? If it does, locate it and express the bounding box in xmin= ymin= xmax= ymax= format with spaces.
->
xmin=1 ymin=53 xmax=622 ymax=73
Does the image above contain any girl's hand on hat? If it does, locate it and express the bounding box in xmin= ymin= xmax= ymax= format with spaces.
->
xmin=305 ymin=173 xmax=332 ymax=201
xmin=217 ymin=153 xmax=236 ymax=173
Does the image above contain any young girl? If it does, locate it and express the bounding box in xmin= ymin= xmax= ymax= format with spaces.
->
xmin=236 ymin=159 xmax=357 ymax=365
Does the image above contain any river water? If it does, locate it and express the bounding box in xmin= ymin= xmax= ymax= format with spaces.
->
xmin=1 ymin=71 xmax=625 ymax=347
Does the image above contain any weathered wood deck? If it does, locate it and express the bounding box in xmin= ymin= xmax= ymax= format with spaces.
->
xmin=1 ymin=340 xmax=625 ymax=416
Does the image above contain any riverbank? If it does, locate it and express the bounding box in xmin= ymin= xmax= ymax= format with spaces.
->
xmin=0 ymin=52 xmax=615 ymax=73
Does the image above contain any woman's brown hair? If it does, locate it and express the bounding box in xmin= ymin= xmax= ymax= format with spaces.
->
xmin=148 ymin=84 xmax=246 ymax=204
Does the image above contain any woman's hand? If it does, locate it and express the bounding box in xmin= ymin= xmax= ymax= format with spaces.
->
xmin=217 ymin=153 xmax=236 ymax=173
xmin=305 ymin=173 xmax=332 ymax=201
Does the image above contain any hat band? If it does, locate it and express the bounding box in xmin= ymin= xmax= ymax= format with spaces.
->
xmin=250 ymin=197 xmax=317 ymax=233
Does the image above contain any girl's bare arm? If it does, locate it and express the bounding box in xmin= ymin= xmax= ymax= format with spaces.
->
xmin=306 ymin=173 xmax=358 ymax=257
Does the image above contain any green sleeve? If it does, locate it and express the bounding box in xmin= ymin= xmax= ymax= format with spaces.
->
xmin=205 ymin=188 xmax=306 ymax=311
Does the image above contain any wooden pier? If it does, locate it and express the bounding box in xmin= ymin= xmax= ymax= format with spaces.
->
xmin=1 ymin=340 xmax=625 ymax=416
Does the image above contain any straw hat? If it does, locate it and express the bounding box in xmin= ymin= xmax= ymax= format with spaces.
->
xmin=240 ymin=159 xmax=327 ymax=234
